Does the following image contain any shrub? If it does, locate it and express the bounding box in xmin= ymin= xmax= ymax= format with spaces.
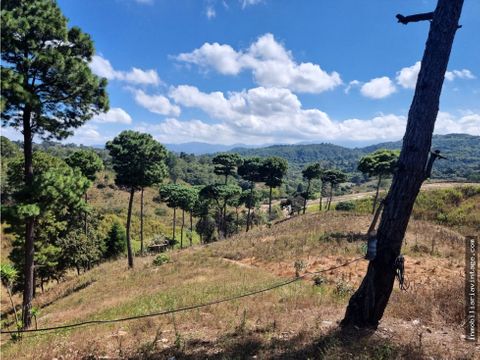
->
xmin=104 ymin=222 xmax=126 ymax=259
xmin=268 ymin=205 xmax=284 ymax=221
xmin=334 ymin=281 xmax=354 ymax=298
xmin=152 ymin=254 xmax=169 ymax=266
xmin=335 ymin=201 xmax=356 ymax=211
xmin=196 ymin=215 xmax=216 ymax=243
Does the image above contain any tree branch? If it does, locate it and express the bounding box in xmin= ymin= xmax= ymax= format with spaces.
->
xmin=396 ymin=12 xmax=434 ymax=25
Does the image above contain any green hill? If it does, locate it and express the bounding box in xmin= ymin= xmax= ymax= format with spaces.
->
xmin=231 ymin=134 xmax=480 ymax=181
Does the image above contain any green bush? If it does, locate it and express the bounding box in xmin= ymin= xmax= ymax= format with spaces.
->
xmin=335 ymin=201 xmax=356 ymax=211
xmin=152 ymin=254 xmax=169 ymax=266
xmin=104 ymin=222 xmax=126 ymax=259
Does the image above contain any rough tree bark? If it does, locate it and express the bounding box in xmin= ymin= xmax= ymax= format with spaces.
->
xmin=341 ymin=0 xmax=464 ymax=328
xmin=22 ymin=107 xmax=34 ymax=329
xmin=367 ymin=200 xmax=385 ymax=235
xmin=126 ymin=188 xmax=135 ymax=268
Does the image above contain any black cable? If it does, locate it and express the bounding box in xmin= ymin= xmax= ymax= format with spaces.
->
xmin=0 ymin=257 xmax=364 ymax=335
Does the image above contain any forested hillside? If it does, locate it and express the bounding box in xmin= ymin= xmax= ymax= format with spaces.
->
xmin=231 ymin=134 xmax=480 ymax=181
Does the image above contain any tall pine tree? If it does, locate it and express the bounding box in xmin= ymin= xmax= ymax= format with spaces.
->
xmin=1 ymin=0 xmax=108 ymax=328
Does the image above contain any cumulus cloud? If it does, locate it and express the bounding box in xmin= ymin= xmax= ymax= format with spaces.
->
xmin=160 ymin=85 xmax=405 ymax=143
xmin=445 ymin=69 xmax=476 ymax=81
xmin=90 ymin=55 xmax=161 ymax=86
xmin=134 ymin=89 xmax=181 ymax=117
xmin=92 ymin=108 xmax=133 ymax=124
xmin=397 ymin=62 xmax=476 ymax=89
xmin=396 ymin=61 xmax=421 ymax=89
xmin=360 ymin=77 xmax=396 ymax=99
xmin=175 ymin=33 xmax=342 ymax=93
xmin=435 ymin=112 xmax=480 ymax=135
xmin=159 ymin=84 xmax=480 ymax=144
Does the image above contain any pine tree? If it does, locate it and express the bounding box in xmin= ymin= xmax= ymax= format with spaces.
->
xmin=1 ymin=0 xmax=108 ymax=328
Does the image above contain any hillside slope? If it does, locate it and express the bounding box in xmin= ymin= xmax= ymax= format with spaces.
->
xmin=1 ymin=207 xmax=476 ymax=359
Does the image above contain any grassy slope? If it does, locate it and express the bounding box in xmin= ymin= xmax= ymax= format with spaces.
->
xmin=1 ymin=198 xmax=477 ymax=359
xmin=334 ymin=185 xmax=480 ymax=235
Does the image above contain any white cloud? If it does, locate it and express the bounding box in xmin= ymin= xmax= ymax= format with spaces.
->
xmin=90 ymin=55 xmax=161 ymax=86
xmin=175 ymin=33 xmax=342 ymax=93
xmin=206 ymin=6 xmax=216 ymax=19
xmin=360 ymin=77 xmax=396 ymax=99
xmin=90 ymin=55 xmax=118 ymax=79
xmin=134 ymin=89 xmax=181 ymax=117
xmin=241 ymin=0 xmax=263 ymax=8
xmin=163 ymin=85 xmax=405 ymax=143
xmin=435 ymin=112 xmax=480 ymax=135
xmin=445 ymin=69 xmax=476 ymax=81
xmin=161 ymin=84 xmax=480 ymax=144
xmin=63 ymin=124 xmax=114 ymax=146
xmin=345 ymin=80 xmax=361 ymax=94
xmin=92 ymin=108 xmax=133 ymax=124
xmin=397 ymin=62 xmax=476 ymax=88
xmin=122 ymin=68 xmax=160 ymax=86
xmin=135 ymin=118 xmax=239 ymax=144
xmin=396 ymin=61 xmax=421 ymax=89
xmin=177 ymin=43 xmax=242 ymax=75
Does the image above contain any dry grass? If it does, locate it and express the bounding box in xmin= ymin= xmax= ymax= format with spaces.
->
xmin=1 ymin=211 xmax=477 ymax=359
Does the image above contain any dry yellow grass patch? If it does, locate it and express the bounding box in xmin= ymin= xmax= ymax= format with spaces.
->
xmin=1 ymin=211 xmax=476 ymax=359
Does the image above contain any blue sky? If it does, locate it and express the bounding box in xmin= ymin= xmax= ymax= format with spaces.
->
xmin=6 ymin=0 xmax=479 ymax=146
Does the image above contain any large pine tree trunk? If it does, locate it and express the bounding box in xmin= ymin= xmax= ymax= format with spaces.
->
xmin=126 ymin=188 xmax=135 ymax=268
xmin=22 ymin=108 xmax=34 ymax=329
xmin=140 ymin=187 xmax=144 ymax=255
xmin=341 ymin=0 xmax=464 ymax=328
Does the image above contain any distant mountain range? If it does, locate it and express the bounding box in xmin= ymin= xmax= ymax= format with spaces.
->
xmin=165 ymin=134 xmax=479 ymax=180
xmin=164 ymin=142 xmax=261 ymax=155
xmin=5 ymin=133 xmax=479 ymax=181
xmin=228 ymin=134 xmax=480 ymax=180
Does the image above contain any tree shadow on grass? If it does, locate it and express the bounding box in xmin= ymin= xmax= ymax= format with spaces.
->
xmin=130 ymin=326 xmax=426 ymax=360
